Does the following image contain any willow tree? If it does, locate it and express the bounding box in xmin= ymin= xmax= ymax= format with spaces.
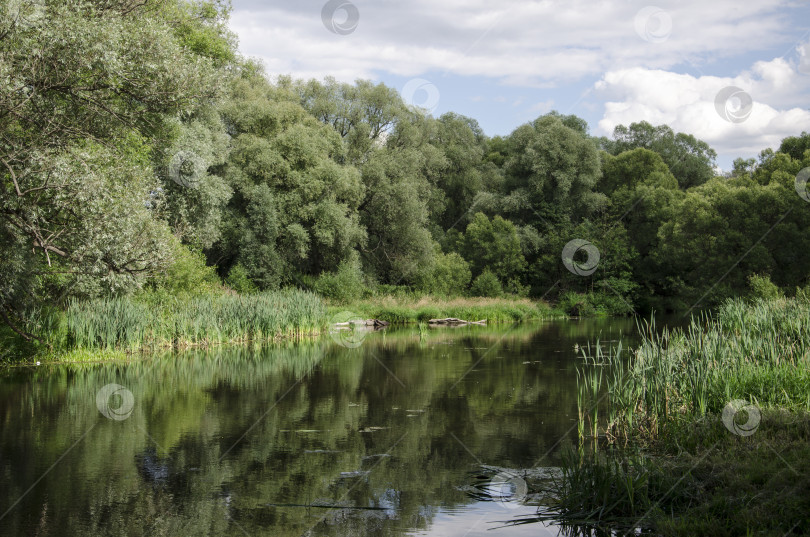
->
xmin=603 ymin=121 xmax=717 ymax=189
xmin=213 ymin=70 xmax=367 ymax=289
xmin=0 ymin=0 xmax=230 ymax=339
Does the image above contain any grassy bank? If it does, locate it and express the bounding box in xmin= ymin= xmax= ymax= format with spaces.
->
xmin=326 ymin=295 xmax=562 ymax=324
xmin=18 ymin=289 xmax=327 ymax=358
xmin=539 ymin=296 xmax=810 ymax=535
xmin=1 ymin=292 xmax=560 ymax=364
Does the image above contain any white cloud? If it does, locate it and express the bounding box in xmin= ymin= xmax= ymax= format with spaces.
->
xmin=529 ymin=99 xmax=555 ymax=114
xmin=595 ymin=57 xmax=810 ymax=159
xmin=799 ymin=41 xmax=810 ymax=75
xmin=230 ymin=0 xmax=794 ymax=84
xmin=229 ymin=0 xmax=810 ymax=162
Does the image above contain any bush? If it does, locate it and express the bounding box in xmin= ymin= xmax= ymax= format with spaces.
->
xmin=557 ymin=290 xmax=634 ymax=317
xmin=748 ymin=273 xmax=782 ymax=300
xmin=226 ymin=264 xmax=257 ymax=294
xmin=153 ymin=240 xmax=221 ymax=297
xmin=370 ymin=284 xmax=414 ymax=299
xmin=469 ymin=269 xmax=503 ymax=297
xmin=313 ymin=252 xmax=365 ymax=303
xmin=416 ymin=251 xmax=472 ymax=296
xmin=557 ymin=291 xmax=597 ymax=317
xmin=504 ymin=277 xmax=529 ymax=297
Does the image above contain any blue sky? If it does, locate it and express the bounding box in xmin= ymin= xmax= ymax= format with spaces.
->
xmin=228 ymin=0 xmax=810 ymax=170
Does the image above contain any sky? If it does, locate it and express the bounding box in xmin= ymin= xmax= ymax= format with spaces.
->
xmin=227 ymin=0 xmax=810 ymax=170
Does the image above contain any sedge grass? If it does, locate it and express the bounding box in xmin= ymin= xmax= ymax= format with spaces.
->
xmin=58 ymin=289 xmax=326 ymax=352
xmin=573 ymin=296 xmax=810 ymax=445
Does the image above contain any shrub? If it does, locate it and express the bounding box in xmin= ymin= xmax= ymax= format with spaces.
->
xmin=313 ymin=251 xmax=365 ymax=303
xmin=469 ymin=269 xmax=503 ymax=297
xmin=748 ymin=273 xmax=782 ymax=300
xmin=154 ymin=241 xmax=221 ymax=297
xmin=504 ymin=277 xmax=529 ymax=297
xmin=226 ymin=264 xmax=258 ymax=294
xmin=416 ymin=251 xmax=472 ymax=296
xmin=558 ymin=291 xmax=597 ymax=317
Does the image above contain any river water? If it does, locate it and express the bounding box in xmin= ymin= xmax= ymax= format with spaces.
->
xmin=0 ymin=317 xmax=659 ymax=536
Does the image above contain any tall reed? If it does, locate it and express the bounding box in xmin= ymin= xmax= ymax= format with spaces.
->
xmin=576 ymin=296 xmax=810 ymax=445
xmin=63 ymin=289 xmax=326 ymax=351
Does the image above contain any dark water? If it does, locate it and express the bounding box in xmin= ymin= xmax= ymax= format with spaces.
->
xmin=0 ymin=318 xmax=661 ymax=536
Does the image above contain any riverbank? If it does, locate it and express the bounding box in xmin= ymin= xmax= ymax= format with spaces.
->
xmin=1 ymin=289 xmax=326 ymax=363
xmin=1 ymin=292 xmax=561 ymax=364
xmin=327 ymin=295 xmax=562 ymax=324
xmin=540 ymin=296 xmax=810 ymax=535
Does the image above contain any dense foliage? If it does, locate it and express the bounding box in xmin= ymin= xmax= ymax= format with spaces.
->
xmin=2 ymin=0 xmax=809 ymax=345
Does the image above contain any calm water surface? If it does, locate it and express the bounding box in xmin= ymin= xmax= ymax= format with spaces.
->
xmin=0 ymin=317 xmax=673 ymax=536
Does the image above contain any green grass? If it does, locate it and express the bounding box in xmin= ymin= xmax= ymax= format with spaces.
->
xmin=545 ymin=296 xmax=810 ymax=535
xmin=37 ymin=289 xmax=327 ymax=354
xmin=541 ymin=412 xmax=810 ymax=536
xmin=327 ymin=295 xmax=562 ymax=324
xmin=572 ymin=296 xmax=810 ymax=446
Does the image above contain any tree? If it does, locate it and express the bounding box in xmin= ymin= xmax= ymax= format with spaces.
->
xmin=428 ymin=112 xmax=486 ymax=231
xmin=461 ymin=213 xmax=526 ymax=284
xmin=212 ymin=71 xmax=367 ymax=288
xmin=359 ymin=142 xmax=437 ymax=285
xmin=0 ymin=0 xmax=229 ymax=338
xmin=470 ymin=269 xmax=503 ymax=297
xmin=157 ymin=107 xmax=233 ymax=248
xmin=294 ymin=77 xmax=404 ymax=165
xmin=499 ymin=113 xmax=606 ymax=229
xmin=778 ymin=131 xmax=810 ymax=162
xmin=599 ymin=148 xmax=678 ymax=196
xmin=652 ymin=165 xmax=810 ymax=308
xmin=606 ymin=121 xmax=717 ymax=189
xmin=416 ymin=249 xmax=472 ymax=296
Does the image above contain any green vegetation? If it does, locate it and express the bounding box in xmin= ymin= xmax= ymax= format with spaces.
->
xmin=328 ymin=295 xmax=558 ymax=325
xmin=540 ymin=296 xmax=810 ymax=535
xmin=2 ymin=0 xmax=809 ymax=358
xmin=2 ymin=1 xmax=808 ymax=534
xmin=25 ymin=289 xmax=326 ymax=356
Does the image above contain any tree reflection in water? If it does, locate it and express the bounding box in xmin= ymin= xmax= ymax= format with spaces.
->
xmin=0 ymin=318 xmax=648 ymax=536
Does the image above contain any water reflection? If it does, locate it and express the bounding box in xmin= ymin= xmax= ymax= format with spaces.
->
xmin=0 ymin=318 xmax=651 ymax=536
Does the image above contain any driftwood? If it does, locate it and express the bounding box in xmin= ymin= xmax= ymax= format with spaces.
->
xmin=427 ymin=318 xmax=487 ymax=325
xmin=333 ymin=319 xmax=389 ymax=328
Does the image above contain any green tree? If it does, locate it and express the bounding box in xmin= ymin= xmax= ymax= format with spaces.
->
xmin=212 ymin=70 xmax=367 ymax=289
xmin=295 ymin=77 xmax=404 ymax=165
xmin=470 ymin=269 xmax=503 ymax=297
xmin=499 ymin=113 xmax=606 ymax=229
xmin=428 ymin=113 xmax=487 ymax=231
xmin=359 ymin=143 xmax=437 ymax=285
xmin=777 ymin=131 xmax=810 ymax=162
xmin=158 ymin=107 xmax=233 ymax=248
xmin=0 ymin=0 xmax=228 ymax=338
xmin=416 ymin=249 xmax=472 ymax=296
xmin=605 ymin=121 xmax=717 ymax=189
xmin=461 ymin=213 xmax=526 ymax=284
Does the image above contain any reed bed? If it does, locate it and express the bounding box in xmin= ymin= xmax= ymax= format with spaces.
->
xmin=574 ymin=296 xmax=810 ymax=445
xmin=62 ymin=289 xmax=326 ymax=351
xmin=546 ymin=296 xmax=810 ymax=533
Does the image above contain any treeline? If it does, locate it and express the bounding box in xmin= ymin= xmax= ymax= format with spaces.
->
xmin=2 ymin=0 xmax=810 ymax=342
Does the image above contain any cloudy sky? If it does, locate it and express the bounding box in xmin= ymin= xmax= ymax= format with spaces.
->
xmin=228 ymin=0 xmax=810 ymax=169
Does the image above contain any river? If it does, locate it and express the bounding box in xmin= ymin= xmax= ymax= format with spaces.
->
xmin=0 ymin=317 xmax=669 ymax=536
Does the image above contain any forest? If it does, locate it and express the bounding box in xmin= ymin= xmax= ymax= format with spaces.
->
xmin=2 ymin=0 xmax=810 ymax=351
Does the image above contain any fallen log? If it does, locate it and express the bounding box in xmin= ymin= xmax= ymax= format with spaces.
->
xmin=333 ymin=319 xmax=390 ymax=328
xmin=427 ymin=318 xmax=487 ymax=325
